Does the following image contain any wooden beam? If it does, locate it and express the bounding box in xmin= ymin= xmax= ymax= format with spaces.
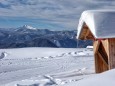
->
xmin=93 ymin=40 xmax=100 ymax=54
xmin=97 ymin=51 xmax=108 ymax=67
xmin=94 ymin=53 xmax=99 ymax=73
xmin=93 ymin=40 xmax=101 ymax=73
xmin=97 ymin=53 xmax=108 ymax=73
xmin=101 ymin=39 xmax=109 ymax=57
xmin=98 ymin=43 xmax=108 ymax=65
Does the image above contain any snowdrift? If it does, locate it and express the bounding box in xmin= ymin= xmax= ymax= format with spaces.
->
xmin=64 ymin=69 xmax=115 ymax=86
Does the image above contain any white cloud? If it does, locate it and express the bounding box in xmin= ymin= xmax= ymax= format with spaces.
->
xmin=0 ymin=0 xmax=115 ymax=30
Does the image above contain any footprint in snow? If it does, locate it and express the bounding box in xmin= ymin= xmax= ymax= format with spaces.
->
xmin=17 ymin=83 xmax=39 ymax=86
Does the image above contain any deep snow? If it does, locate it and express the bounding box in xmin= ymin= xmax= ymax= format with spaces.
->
xmin=63 ymin=69 xmax=115 ymax=86
xmin=77 ymin=10 xmax=115 ymax=39
xmin=0 ymin=48 xmax=94 ymax=86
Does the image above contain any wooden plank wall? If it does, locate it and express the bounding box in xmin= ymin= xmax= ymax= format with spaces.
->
xmin=93 ymin=38 xmax=115 ymax=73
xmin=108 ymin=38 xmax=115 ymax=69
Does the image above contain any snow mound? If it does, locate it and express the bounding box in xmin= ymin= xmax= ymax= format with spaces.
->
xmin=0 ymin=52 xmax=8 ymax=59
xmin=63 ymin=69 xmax=115 ymax=86
xmin=77 ymin=69 xmax=115 ymax=86
xmin=86 ymin=46 xmax=93 ymax=49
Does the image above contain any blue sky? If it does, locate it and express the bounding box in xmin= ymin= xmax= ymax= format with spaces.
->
xmin=0 ymin=0 xmax=115 ymax=30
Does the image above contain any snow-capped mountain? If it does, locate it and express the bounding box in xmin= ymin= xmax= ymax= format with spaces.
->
xmin=22 ymin=25 xmax=37 ymax=30
xmin=16 ymin=25 xmax=38 ymax=33
xmin=0 ymin=25 xmax=92 ymax=48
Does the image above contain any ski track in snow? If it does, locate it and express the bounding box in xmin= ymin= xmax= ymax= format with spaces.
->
xmin=0 ymin=48 xmax=94 ymax=86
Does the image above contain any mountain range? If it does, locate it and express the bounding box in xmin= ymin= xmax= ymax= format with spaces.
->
xmin=0 ymin=25 xmax=92 ymax=48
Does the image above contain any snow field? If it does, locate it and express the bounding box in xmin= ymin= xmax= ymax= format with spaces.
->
xmin=0 ymin=48 xmax=94 ymax=86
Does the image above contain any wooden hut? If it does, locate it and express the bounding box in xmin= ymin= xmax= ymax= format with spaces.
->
xmin=77 ymin=10 xmax=115 ymax=73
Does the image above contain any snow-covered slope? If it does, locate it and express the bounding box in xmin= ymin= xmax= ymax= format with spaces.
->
xmin=0 ymin=48 xmax=94 ymax=86
xmin=63 ymin=69 xmax=115 ymax=86
xmin=1 ymin=47 xmax=114 ymax=86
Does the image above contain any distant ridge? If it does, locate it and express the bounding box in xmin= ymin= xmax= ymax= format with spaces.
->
xmin=0 ymin=25 xmax=92 ymax=48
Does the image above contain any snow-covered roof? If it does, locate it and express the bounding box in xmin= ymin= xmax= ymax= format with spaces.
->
xmin=77 ymin=10 xmax=115 ymax=39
